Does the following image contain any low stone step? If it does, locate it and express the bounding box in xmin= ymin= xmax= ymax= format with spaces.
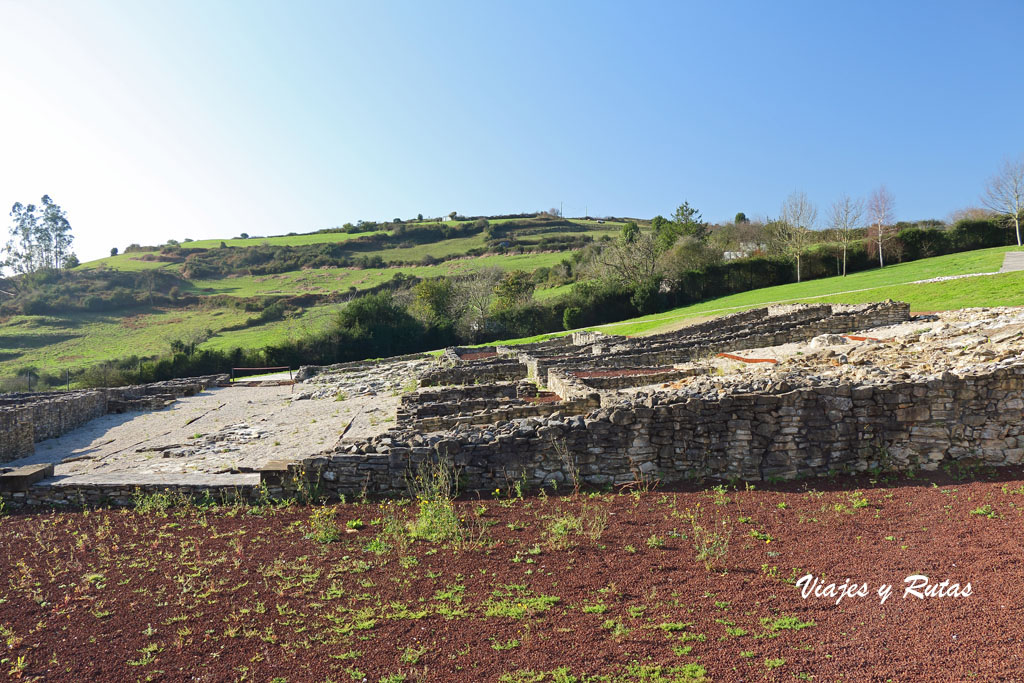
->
xmin=0 ymin=463 xmax=55 ymax=492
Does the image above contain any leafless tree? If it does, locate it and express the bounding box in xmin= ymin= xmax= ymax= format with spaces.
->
xmin=453 ymin=269 xmax=503 ymax=341
xmin=776 ymin=191 xmax=818 ymax=282
xmin=867 ymin=185 xmax=896 ymax=268
xmin=827 ymin=194 xmax=864 ymax=276
xmin=595 ymin=231 xmax=661 ymax=289
xmin=947 ymin=206 xmax=993 ymax=224
xmin=981 ymin=158 xmax=1024 ymax=246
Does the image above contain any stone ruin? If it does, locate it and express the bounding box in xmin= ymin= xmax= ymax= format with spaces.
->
xmin=5 ymin=300 xmax=1024 ymax=507
xmin=262 ymin=300 xmax=1019 ymax=498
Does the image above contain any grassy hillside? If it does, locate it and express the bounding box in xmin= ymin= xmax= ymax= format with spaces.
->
xmin=0 ymin=216 xmax=622 ymax=377
xmin=488 ymin=246 xmax=1024 ymax=343
xmin=2 ymin=219 xmax=1019 ymax=381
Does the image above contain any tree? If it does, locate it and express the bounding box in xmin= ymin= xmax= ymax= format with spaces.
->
xmin=981 ymin=158 xmax=1023 ymax=247
xmin=2 ymin=196 xmax=74 ymax=275
xmin=39 ymin=196 xmax=73 ymax=269
xmin=110 ymin=247 xmax=119 ymax=257
xmin=620 ymin=221 xmax=640 ymax=244
xmin=412 ymin=278 xmax=456 ymax=327
xmin=827 ymin=194 xmax=864 ymax=276
xmin=448 ymin=211 xmax=458 ymax=220
xmin=597 ymin=225 xmax=662 ymax=300
xmin=775 ymin=191 xmax=818 ymax=282
xmin=734 ymin=212 xmax=748 ymax=224
xmin=491 ymin=270 xmax=535 ymax=311
xmin=867 ymin=185 xmax=896 ymax=268
xmin=655 ymin=201 xmax=708 ymax=251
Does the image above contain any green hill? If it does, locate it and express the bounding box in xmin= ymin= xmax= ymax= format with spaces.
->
xmin=1 ymin=207 xmax=1020 ymax=390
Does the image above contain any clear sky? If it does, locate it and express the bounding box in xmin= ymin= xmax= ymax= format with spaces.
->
xmin=1 ymin=1 xmax=1022 ymax=263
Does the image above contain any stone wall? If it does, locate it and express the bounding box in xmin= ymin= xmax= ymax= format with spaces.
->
xmin=0 ymin=375 xmax=226 ymax=463
xmin=269 ymin=359 xmax=1024 ymax=498
xmin=419 ymin=360 xmax=528 ymax=386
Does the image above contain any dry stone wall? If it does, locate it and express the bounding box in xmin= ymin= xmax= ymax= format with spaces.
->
xmin=270 ymin=359 xmax=1024 ymax=499
xmin=0 ymin=376 xmax=226 ymax=463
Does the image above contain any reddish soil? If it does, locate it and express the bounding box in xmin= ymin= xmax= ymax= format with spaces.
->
xmin=458 ymin=351 xmax=499 ymax=361
xmin=717 ymin=353 xmax=778 ymax=364
xmin=2 ymin=468 xmax=1024 ymax=681
xmin=574 ymin=367 xmax=675 ymax=379
xmin=524 ymin=392 xmax=562 ymax=404
xmin=843 ymin=335 xmax=887 ymax=342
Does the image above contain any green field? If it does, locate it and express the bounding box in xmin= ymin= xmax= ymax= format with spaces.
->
xmin=191 ymin=252 xmax=576 ymax=298
xmin=76 ymin=218 xmax=623 ymax=275
xmin=0 ymin=307 xmax=253 ymax=372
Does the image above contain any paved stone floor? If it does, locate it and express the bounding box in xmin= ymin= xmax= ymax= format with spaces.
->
xmin=5 ymin=385 xmax=397 ymax=485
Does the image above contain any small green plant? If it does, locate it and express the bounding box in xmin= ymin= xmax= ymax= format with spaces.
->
xmin=406 ymin=458 xmax=462 ymax=543
xmin=970 ymin=504 xmax=999 ymax=519
xmin=399 ymin=644 xmax=428 ymax=664
xmin=346 ymin=518 xmax=365 ymax=530
xmin=759 ymin=615 xmax=815 ymax=636
xmin=765 ymin=657 xmax=785 ymax=669
xmin=646 ymin=534 xmax=665 ymax=549
xmin=490 ymin=638 xmax=521 ymax=651
xmin=308 ymin=506 xmax=342 ymax=544
xmin=683 ymin=504 xmax=732 ymax=571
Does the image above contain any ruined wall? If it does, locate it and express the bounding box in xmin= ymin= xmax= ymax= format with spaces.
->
xmin=271 ymin=361 xmax=1024 ymax=498
xmin=0 ymin=375 xmax=226 ymax=463
xmin=419 ymin=360 xmax=528 ymax=386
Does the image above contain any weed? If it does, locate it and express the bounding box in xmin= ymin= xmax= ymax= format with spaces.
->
xmin=970 ymin=504 xmax=999 ymax=519
xmin=490 ymin=637 xmax=521 ymax=651
xmin=406 ymin=458 xmax=461 ymax=543
xmin=683 ymin=504 xmax=732 ymax=571
xmin=483 ymin=585 xmax=560 ymax=619
xmin=307 ymin=506 xmax=342 ymax=544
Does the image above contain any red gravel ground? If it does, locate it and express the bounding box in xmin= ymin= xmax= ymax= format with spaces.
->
xmin=459 ymin=352 xmax=499 ymax=361
xmin=525 ymin=393 xmax=562 ymax=404
xmin=715 ymin=354 xmax=778 ymax=364
xmin=2 ymin=467 xmax=1024 ymax=682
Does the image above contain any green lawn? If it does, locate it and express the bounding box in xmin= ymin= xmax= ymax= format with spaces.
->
xmin=491 ymin=246 xmax=1024 ymax=343
xmin=76 ymin=252 xmax=180 ymax=272
xmin=603 ymin=246 xmax=1023 ymax=336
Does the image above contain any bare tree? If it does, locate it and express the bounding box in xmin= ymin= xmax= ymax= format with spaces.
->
xmin=827 ymin=194 xmax=864 ymax=276
xmin=453 ymin=269 xmax=503 ymax=341
xmin=867 ymin=185 xmax=896 ymax=268
xmin=981 ymin=158 xmax=1024 ymax=246
xmin=777 ymin=191 xmax=818 ymax=282
xmin=595 ymin=230 xmax=661 ymax=289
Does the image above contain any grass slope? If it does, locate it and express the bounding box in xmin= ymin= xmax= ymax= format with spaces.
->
xmin=4 ymin=245 xmax=1020 ymax=376
xmin=488 ymin=246 xmax=1024 ymax=344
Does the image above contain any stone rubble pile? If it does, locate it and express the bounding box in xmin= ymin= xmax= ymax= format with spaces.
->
xmin=292 ymin=358 xmax=434 ymax=401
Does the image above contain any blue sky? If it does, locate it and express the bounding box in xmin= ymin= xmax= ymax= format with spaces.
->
xmin=1 ymin=1 xmax=1022 ymax=262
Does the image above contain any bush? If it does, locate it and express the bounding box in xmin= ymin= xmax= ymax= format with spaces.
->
xmin=563 ymin=306 xmax=582 ymax=330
